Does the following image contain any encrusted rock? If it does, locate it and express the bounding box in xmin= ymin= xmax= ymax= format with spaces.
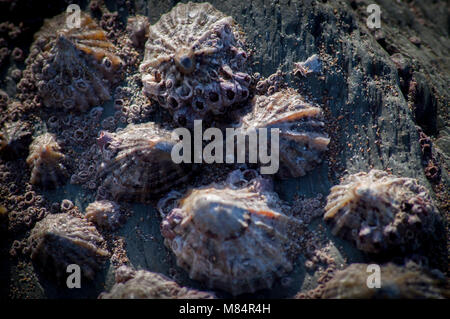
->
xmin=161 ymin=174 xmax=299 ymax=295
xmin=97 ymin=122 xmax=192 ymax=202
xmin=238 ymin=88 xmax=330 ymax=178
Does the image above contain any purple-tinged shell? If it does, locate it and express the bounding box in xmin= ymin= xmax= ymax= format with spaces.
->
xmin=324 ymin=170 xmax=443 ymax=254
xmin=238 ymin=88 xmax=330 ymax=178
xmin=140 ymin=2 xmax=251 ymax=127
xmin=24 ymin=12 xmax=122 ymax=112
xmin=321 ymin=263 xmax=449 ymax=299
xmin=97 ymin=122 xmax=192 ymax=202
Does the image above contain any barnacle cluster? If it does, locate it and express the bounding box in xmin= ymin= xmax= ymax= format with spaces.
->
xmin=140 ymin=2 xmax=252 ymax=127
xmin=23 ymin=12 xmax=122 ymax=112
xmin=96 ymin=122 xmax=192 ymax=202
xmin=238 ymin=89 xmax=330 ymax=178
xmin=324 ymin=170 xmax=443 ymax=254
xmin=99 ymin=266 xmax=215 ymax=299
xmin=161 ymin=173 xmax=300 ymax=296
xmin=26 ymin=133 xmax=67 ymax=188
xmin=27 ymin=212 xmax=109 ymax=282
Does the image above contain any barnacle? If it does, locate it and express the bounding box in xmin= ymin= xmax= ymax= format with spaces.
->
xmin=27 ymin=213 xmax=109 ymax=282
xmin=161 ymin=174 xmax=299 ymax=295
xmin=99 ymin=266 xmax=215 ymax=299
xmin=140 ymin=2 xmax=252 ymax=127
xmin=25 ymin=12 xmax=122 ymax=112
xmin=238 ymin=88 xmax=330 ymax=178
xmin=324 ymin=170 xmax=443 ymax=254
xmin=26 ymin=133 xmax=67 ymax=188
xmin=97 ymin=122 xmax=192 ymax=202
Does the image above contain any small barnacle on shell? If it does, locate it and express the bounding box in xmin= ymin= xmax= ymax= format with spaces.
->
xmin=321 ymin=263 xmax=449 ymax=299
xmin=24 ymin=12 xmax=122 ymax=112
xmin=26 ymin=132 xmax=68 ymax=188
xmin=0 ymin=120 xmax=32 ymax=159
xmin=161 ymin=175 xmax=299 ymax=295
xmin=324 ymin=170 xmax=443 ymax=254
xmin=99 ymin=266 xmax=215 ymax=299
xmin=140 ymin=2 xmax=252 ymax=127
xmin=238 ymin=88 xmax=330 ymax=178
xmin=85 ymin=200 xmax=123 ymax=230
xmin=27 ymin=213 xmax=109 ymax=282
xmin=97 ymin=122 xmax=192 ymax=202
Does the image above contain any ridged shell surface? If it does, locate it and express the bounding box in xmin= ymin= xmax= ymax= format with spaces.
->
xmin=140 ymin=2 xmax=251 ymax=127
xmin=161 ymin=179 xmax=298 ymax=295
xmin=324 ymin=170 xmax=443 ymax=254
xmin=97 ymin=122 xmax=191 ymax=202
xmin=239 ymin=89 xmax=330 ymax=178
xmin=321 ymin=263 xmax=449 ymax=299
xmin=27 ymin=213 xmax=109 ymax=282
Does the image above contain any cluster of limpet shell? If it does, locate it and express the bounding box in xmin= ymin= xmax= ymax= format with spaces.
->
xmin=24 ymin=12 xmax=122 ymax=112
xmin=238 ymin=88 xmax=330 ymax=178
xmin=140 ymin=1 xmax=252 ymax=127
xmin=99 ymin=266 xmax=215 ymax=299
xmin=3 ymin=1 xmax=446 ymax=300
xmin=26 ymin=133 xmax=68 ymax=188
xmin=27 ymin=212 xmax=109 ymax=282
xmin=160 ymin=172 xmax=300 ymax=296
xmin=324 ymin=169 xmax=443 ymax=254
xmin=96 ymin=122 xmax=192 ymax=202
